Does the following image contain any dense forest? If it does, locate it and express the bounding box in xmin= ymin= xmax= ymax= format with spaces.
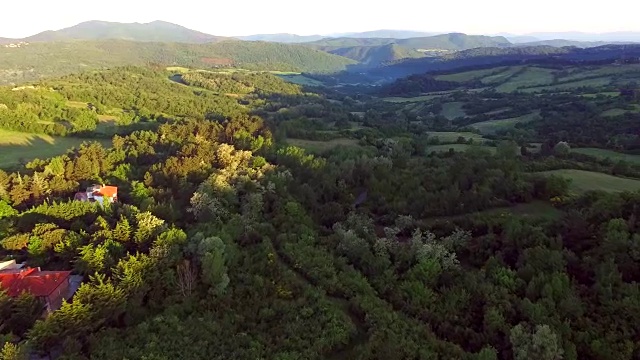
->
xmin=0 ymin=63 xmax=640 ymax=360
xmin=0 ymin=40 xmax=356 ymax=85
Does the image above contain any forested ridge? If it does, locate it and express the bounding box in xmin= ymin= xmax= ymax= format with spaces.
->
xmin=0 ymin=40 xmax=356 ymax=85
xmin=0 ymin=65 xmax=639 ymax=360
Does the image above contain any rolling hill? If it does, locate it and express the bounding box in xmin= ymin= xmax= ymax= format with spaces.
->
xmin=321 ymin=43 xmax=425 ymax=66
xmin=0 ymin=40 xmax=357 ymax=85
xmin=307 ymin=33 xmax=512 ymax=50
xmin=1 ymin=20 xmax=227 ymax=44
xmin=236 ymin=33 xmax=326 ymax=43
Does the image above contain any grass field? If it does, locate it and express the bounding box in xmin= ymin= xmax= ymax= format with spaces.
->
xmin=426 ymin=200 xmax=562 ymax=224
xmin=383 ymin=92 xmax=453 ymax=103
xmin=0 ymin=129 xmax=111 ymax=168
xmin=427 ymin=131 xmax=485 ymax=143
xmin=481 ymin=66 xmax=524 ymax=85
xmin=277 ymin=74 xmax=324 ymax=86
xmin=581 ymin=92 xmax=620 ymax=98
xmin=440 ymin=102 xmax=466 ymax=119
xmin=523 ymin=77 xmax=613 ymax=93
xmin=601 ymin=105 xmax=640 ymax=117
xmin=286 ymin=138 xmax=360 ymax=153
xmin=426 ymin=144 xmax=495 ymax=154
xmin=495 ymin=67 xmax=555 ymax=92
xmin=536 ymin=169 xmax=640 ymax=193
xmin=66 ymin=101 xmax=88 ymax=109
xmin=572 ymin=148 xmax=640 ymax=164
xmin=435 ymin=67 xmax=508 ymax=83
xmin=471 ymin=112 xmax=540 ymax=134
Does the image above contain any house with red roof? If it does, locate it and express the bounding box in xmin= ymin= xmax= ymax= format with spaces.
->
xmin=0 ymin=267 xmax=74 ymax=312
xmin=74 ymin=184 xmax=118 ymax=205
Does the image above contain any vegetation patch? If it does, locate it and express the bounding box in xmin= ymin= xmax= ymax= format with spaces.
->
xmin=286 ymin=138 xmax=360 ymax=153
xmin=495 ymin=67 xmax=555 ymax=92
xmin=0 ymin=129 xmax=110 ymax=168
xmin=435 ymin=67 xmax=507 ymax=83
xmin=536 ymin=169 xmax=640 ymax=193
xmin=426 ymin=143 xmax=495 ymax=153
xmin=440 ymin=102 xmax=466 ymax=119
xmin=278 ymin=74 xmax=325 ymax=87
xmin=572 ymin=148 xmax=640 ymax=164
xmin=426 ymin=131 xmax=485 ymax=143
xmin=471 ymin=112 xmax=540 ymax=134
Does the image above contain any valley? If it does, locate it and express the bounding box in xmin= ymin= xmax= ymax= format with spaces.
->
xmin=0 ymin=17 xmax=640 ymax=360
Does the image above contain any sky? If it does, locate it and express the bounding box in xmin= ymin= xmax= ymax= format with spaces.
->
xmin=1 ymin=0 xmax=639 ymax=38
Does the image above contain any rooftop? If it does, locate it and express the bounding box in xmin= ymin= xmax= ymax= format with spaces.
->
xmin=0 ymin=268 xmax=71 ymax=297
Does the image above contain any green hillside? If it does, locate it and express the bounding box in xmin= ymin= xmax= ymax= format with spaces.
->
xmin=307 ymin=33 xmax=512 ymax=51
xmin=324 ymin=44 xmax=425 ymax=66
xmin=21 ymin=20 xmax=226 ymax=44
xmin=398 ymin=33 xmax=511 ymax=50
xmin=0 ymin=40 xmax=356 ymax=85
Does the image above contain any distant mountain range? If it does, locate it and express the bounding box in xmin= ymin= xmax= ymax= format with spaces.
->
xmin=0 ymin=20 xmax=227 ymax=44
xmin=2 ymin=20 xmax=640 ymax=87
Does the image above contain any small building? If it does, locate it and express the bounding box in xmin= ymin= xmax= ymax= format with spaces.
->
xmin=0 ymin=267 xmax=74 ymax=312
xmin=0 ymin=260 xmax=25 ymax=272
xmin=74 ymin=184 xmax=118 ymax=205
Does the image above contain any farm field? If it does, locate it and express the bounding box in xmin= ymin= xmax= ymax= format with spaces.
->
xmin=426 ymin=144 xmax=495 ymax=154
xmin=536 ymin=169 xmax=640 ymax=193
xmin=0 ymin=129 xmax=111 ymax=168
xmin=572 ymin=148 xmax=640 ymax=164
xmin=495 ymin=67 xmax=555 ymax=92
xmin=480 ymin=66 xmax=524 ymax=85
xmin=383 ymin=92 xmax=453 ymax=103
xmin=435 ymin=67 xmax=508 ymax=83
xmin=286 ymin=138 xmax=360 ymax=153
xmin=426 ymin=131 xmax=485 ymax=143
xmin=471 ymin=112 xmax=540 ymax=134
xmin=601 ymin=105 xmax=640 ymax=117
xmin=277 ymin=74 xmax=324 ymax=86
xmin=522 ymin=77 xmax=614 ymax=93
xmin=440 ymin=102 xmax=466 ymax=119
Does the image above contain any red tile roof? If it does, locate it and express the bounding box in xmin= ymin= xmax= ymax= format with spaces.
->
xmin=0 ymin=268 xmax=71 ymax=297
xmin=98 ymin=186 xmax=118 ymax=198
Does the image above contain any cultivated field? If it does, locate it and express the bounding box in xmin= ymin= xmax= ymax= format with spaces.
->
xmin=471 ymin=112 xmax=540 ymax=134
xmin=435 ymin=67 xmax=508 ymax=83
xmin=536 ymin=169 xmax=640 ymax=193
xmin=495 ymin=67 xmax=555 ymax=92
xmin=427 ymin=131 xmax=485 ymax=143
xmin=572 ymin=148 xmax=640 ymax=164
xmin=426 ymin=144 xmax=495 ymax=154
xmin=286 ymin=138 xmax=360 ymax=153
xmin=440 ymin=102 xmax=466 ymax=119
xmin=277 ymin=74 xmax=325 ymax=87
xmin=0 ymin=129 xmax=111 ymax=168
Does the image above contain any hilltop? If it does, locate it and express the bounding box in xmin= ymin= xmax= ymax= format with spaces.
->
xmin=0 ymin=40 xmax=356 ymax=84
xmin=0 ymin=20 xmax=227 ymax=44
xmin=306 ymin=33 xmax=511 ymax=50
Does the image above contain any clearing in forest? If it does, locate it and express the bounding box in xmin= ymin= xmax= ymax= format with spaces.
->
xmin=286 ymin=138 xmax=360 ymax=153
xmin=440 ymin=102 xmax=466 ymax=119
xmin=0 ymin=129 xmax=111 ymax=168
xmin=572 ymin=148 xmax=640 ymax=164
xmin=536 ymin=169 xmax=640 ymax=193
xmin=471 ymin=112 xmax=540 ymax=134
xmin=426 ymin=144 xmax=495 ymax=154
xmin=426 ymin=131 xmax=485 ymax=143
xmin=435 ymin=67 xmax=509 ymax=83
xmin=495 ymin=67 xmax=555 ymax=92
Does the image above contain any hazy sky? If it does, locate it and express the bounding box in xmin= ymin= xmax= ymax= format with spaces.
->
xmin=1 ymin=0 xmax=638 ymax=38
